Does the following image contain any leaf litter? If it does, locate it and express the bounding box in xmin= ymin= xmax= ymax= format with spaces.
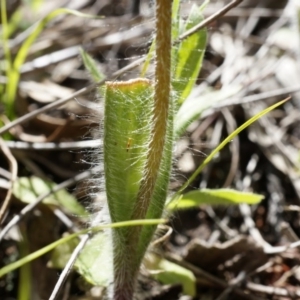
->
xmin=1 ymin=0 xmax=300 ymax=299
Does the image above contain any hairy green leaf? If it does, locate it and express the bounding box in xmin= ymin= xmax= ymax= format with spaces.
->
xmin=104 ymin=79 xmax=153 ymax=224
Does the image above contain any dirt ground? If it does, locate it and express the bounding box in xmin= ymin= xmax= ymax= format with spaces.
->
xmin=2 ymin=0 xmax=300 ymax=299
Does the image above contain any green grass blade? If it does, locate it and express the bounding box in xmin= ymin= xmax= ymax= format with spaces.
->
xmin=175 ymin=86 xmax=241 ymax=138
xmin=5 ymin=8 xmax=101 ymax=119
xmin=140 ymin=39 xmax=155 ymax=77
xmin=4 ymin=7 xmax=22 ymax=39
xmin=172 ymin=0 xmax=180 ymax=25
xmin=13 ymin=9 xmax=99 ymax=70
xmin=1 ymin=0 xmax=12 ymax=115
xmin=168 ymin=189 xmax=264 ymax=210
xmin=1 ymin=0 xmax=11 ymax=66
xmin=0 ymin=232 xmax=80 ymax=278
xmin=0 ymin=219 xmax=165 ymax=278
xmin=79 ymin=48 xmax=105 ymax=82
xmin=17 ymin=229 xmax=31 ymax=300
xmin=175 ymin=98 xmax=289 ymax=197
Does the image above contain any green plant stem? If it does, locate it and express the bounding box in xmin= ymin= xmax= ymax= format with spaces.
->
xmin=17 ymin=228 xmax=31 ymax=300
xmin=1 ymin=0 xmax=11 ymax=64
xmin=113 ymin=1 xmax=172 ymax=300
xmin=131 ymin=0 xmax=172 ymax=226
xmin=1 ymin=0 xmax=12 ymax=114
xmin=131 ymin=0 xmax=172 ymax=260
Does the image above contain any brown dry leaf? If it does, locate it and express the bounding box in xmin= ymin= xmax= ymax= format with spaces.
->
xmin=184 ymin=235 xmax=268 ymax=274
xmin=22 ymin=79 xmax=75 ymax=103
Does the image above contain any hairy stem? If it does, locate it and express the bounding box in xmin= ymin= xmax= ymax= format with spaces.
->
xmin=113 ymin=1 xmax=172 ymax=299
xmin=131 ymin=0 xmax=172 ymax=222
